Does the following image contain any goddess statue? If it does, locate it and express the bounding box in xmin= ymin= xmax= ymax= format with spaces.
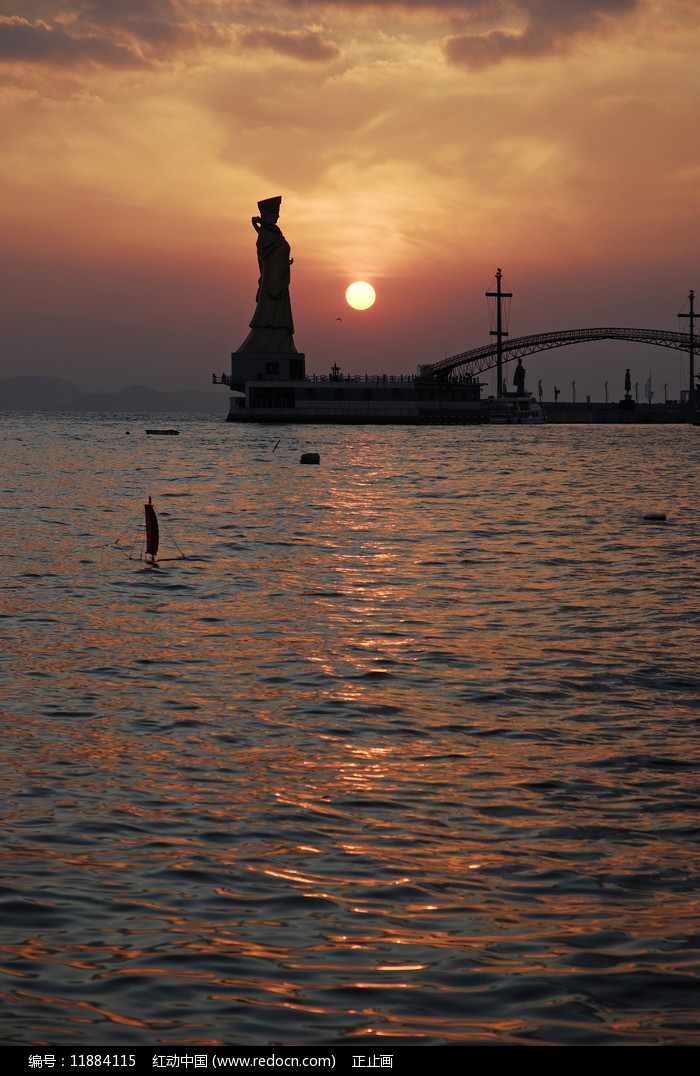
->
xmin=237 ymin=196 xmax=297 ymax=354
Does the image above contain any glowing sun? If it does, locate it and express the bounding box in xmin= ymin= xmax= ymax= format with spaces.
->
xmin=346 ymin=281 xmax=376 ymax=310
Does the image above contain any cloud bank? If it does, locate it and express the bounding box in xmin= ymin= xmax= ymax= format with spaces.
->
xmin=0 ymin=1 xmax=645 ymax=71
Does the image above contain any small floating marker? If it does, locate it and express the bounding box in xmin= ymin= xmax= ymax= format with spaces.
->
xmin=300 ymin=452 xmax=320 ymax=465
xmin=643 ymin=512 xmax=667 ymax=522
xmin=146 ymin=429 xmax=179 ymax=435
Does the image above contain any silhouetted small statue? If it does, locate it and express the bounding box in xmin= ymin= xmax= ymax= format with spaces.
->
xmin=513 ymin=358 xmax=526 ymax=396
xmin=624 ymin=368 xmax=632 ymax=400
xmin=237 ymin=196 xmax=297 ymax=354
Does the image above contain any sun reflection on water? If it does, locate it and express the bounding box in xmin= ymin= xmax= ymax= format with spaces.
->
xmin=1 ymin=418 xmax=699 ymax=1044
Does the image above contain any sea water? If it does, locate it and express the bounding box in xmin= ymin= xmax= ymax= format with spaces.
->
xmin=1 ymin=412 xmax=699 ymax=1046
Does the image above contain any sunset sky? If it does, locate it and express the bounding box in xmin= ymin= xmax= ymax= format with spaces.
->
xmin=1 ymin=0 xmax=698 ymax=401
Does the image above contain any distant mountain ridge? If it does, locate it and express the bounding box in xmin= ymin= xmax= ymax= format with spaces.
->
xmin=0 ymin=376 xmax=225 ymax=414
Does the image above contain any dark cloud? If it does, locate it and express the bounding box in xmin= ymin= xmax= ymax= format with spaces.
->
xmin=0 ymin=3 xmax=234 ymax=68
xmin=0 ymin=15 xmax=146 ymax=66
xmin=76 ymin=0 xmax=192 ymax=46
xmin=240 ymin=28 xmax=340 ymax=63
xmin=444 ymin=0 xmax=641 ymax=68
xmin=80 ymin=0 xmax=175 ymax=15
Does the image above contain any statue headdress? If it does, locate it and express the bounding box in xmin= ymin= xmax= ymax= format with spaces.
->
xmin=257 ymin=196 xmax=281 ymax=214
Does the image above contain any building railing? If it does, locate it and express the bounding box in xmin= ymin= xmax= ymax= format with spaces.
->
xmin=306 ymin=373 xmax=479 ymax=385
xmin=308 ymin=373 xmax=414 ymax=383
xmin=213 ymin=371 xmax=479 ymax=386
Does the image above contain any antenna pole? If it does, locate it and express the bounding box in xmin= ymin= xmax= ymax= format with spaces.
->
xmin=679 ymin=289 xmax=696 ymax=407
xmin=486 ymin=268 xmax=512 ymax=397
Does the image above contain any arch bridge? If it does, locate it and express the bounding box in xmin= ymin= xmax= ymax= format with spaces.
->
xmin=421 ymin=327 xmax=695 ymax=381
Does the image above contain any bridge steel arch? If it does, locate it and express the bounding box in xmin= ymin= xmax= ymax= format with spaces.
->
xmin=422 ymin=328 xmax=695 ymax=381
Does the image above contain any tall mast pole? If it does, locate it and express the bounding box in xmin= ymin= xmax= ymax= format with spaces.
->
xmin=679 ymin=289 xmax=696 ymax=407
xmin=486 ymin=268 xmax=512 ymax=397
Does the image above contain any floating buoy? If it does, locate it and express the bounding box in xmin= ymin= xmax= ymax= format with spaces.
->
xmin=300 ymin=452 xmax=320 ymax=465
xmin=643 ymin=512 xmax=667 ymax=522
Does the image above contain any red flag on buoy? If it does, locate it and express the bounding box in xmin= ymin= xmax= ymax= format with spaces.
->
xmin=144 ymin=496 xmax=159 ymax=558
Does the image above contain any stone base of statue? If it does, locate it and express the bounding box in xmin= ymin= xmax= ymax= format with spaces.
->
xmin=235 ymin=325 xmax=297 ymax=355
